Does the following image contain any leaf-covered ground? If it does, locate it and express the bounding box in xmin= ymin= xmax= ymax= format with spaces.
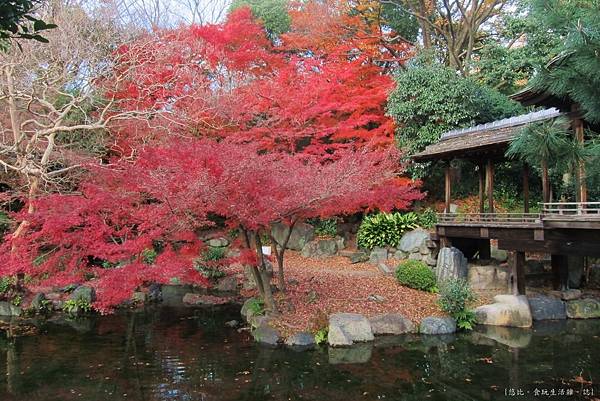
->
xmin=234 ymin=251 xmax=443 ymax=337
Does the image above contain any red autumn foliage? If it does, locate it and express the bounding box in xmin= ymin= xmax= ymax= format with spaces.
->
xmin=108 ymin=6 xmax=409 ymax=157
xmin=1 ymin=140 xmax=421 ymax=312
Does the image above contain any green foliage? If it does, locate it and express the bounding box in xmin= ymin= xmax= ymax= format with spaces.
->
xmin=11 ymin=294 xmax=22 ymax=306
xmin=530 ymin=0 xmax=600 ymax=123
xmin=314 ymin=327 xmax=328 ymax=345
xmin=507 ymin=117 xmax=572 ymax=166
xmin=194 ymin=247 xmax=227 ymax=281
xmin=203 ymin=247 xmax=226 ymax=261
xmin=387 ymin=62 xmax=523 ymax=161
xmin=0 ymin=276 xmax=12 ymax=294
xmin=395 ymin=260 xmax=436 ymax=292
xmin=0 ymin=0 xmax=57 ymax=46
xmin=307 ymin=217 xmax=338 ymax=237
xmin=62 ymin=298 xmax=92 ymax=316
xmin=230 ymin=0 xmax=290 ymax=38
xmin=416 ymin=208 xmax=437 ymax=229
xmin=141 ymin=248 xmax=157 ymax=264
xmin=246 ymin=298 xmax=265 ymax=317
xmin=357 ymin=212 xmax=418 ymax=250
xmin=438 ymin=278 xmax=477 ymax=331
xmin=0 ymin=211 xmax=10 ymax=236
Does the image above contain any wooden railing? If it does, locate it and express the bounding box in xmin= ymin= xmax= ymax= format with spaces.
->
xmin=436 ymin=202 xmax=600 ymax=227
xmin=541 ymin=202 xmax=600 ymax=217
xmin=437 ymin=212 xmax=541 ymax=226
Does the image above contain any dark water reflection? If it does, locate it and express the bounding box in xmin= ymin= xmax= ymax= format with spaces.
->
xmin=1 ymin=307 xmax=599 ymax=401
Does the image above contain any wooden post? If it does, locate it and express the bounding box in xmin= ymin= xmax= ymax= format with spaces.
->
xmin=509 ymin=251 xmax=526 ymax=295
xmin=444 ymin=163 xmax=451 ymax=213
xmin=486 ymin=159 xmax=494 ymax=213
xmin=551 ymin=254 xmax=569 ymax=291
xmin=523 ymin=163 xmax=530 ymax=213
xmin=478 ymin=163 xmax=485 ymax=213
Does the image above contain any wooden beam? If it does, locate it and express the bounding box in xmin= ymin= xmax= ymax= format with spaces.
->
xmin=522 ymin=163 xmax=530 ymax=213
xmin=498 ymin=239 xmax=600 ymax=257
xmin=551 ymin=254 xmax=569 ymax=291
xmin=444 ymin=163 xmax=451 ymax=213
xmin=509 ymin=251 xmax=526 ymax=295
xmin=478 ymin=163 xmax=485 ymax=213
xmin=486 ymin=159 xmax=494 ymax=213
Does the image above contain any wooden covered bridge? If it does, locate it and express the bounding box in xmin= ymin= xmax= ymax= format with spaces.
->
xmin=412 ymin=91 xmax=600 ymax=294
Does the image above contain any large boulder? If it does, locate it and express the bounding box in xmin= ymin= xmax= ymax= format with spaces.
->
xmin=566 ymin=299 xmax=600 ymax=319
xmin=369 ymin=247 xmax=388 ymax=264
xmin=474 ymin=295 xmax=532 ymax=328
xmin=301 ymin=238 xmax=339 ymax=258
xmin=473 ymin=325 xmax=532 ymax=348
xmin=68 ymin=285 xmax=96 ymax=303
xmin=435 ymin=247 xmax=468 ymax=282
xmin=369 ymin=313 xmax=415 ymax=335
xmin=271 ymin=222 xmax=315 ymax=251
xmin=398 ymin=230 xmax=430 ymax=253
xmin=207 ymin=237 xmax=229 ymax=247
xmin=328 ymin=313 xmax=374 ymax=346
xmin=182 ymin=293 xmax=231 ymax=306
xmin=468 ymin=265 xmax=509 ymax=292
xmin=528 ymin=296 xmax=566 ymax=320
xmin=240 ymin=297 xmax=262 ymax=322
xmin=0 ymin=301 xmax=22 ymax=316
xmin=419 ymin=317 xmax=456 ymax=334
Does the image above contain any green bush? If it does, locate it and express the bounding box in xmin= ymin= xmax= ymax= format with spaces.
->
xmin=314 ymin=328 xmax=328 ymax=345
xmin=246 ymin=298 xmax=265 ymax=317
xmin=417 ymin=208 xmax=438 ymax=228
xmin=141 ymin=248 xmax=157 ymax=264
xmin=194 ymin=247 xmax=227 ymax=281
xmin=307 ymin=218 xmax=338 ymax=237
xmin=438 ymin=278 xmax=477 ymax=331
xmin=0 ymin=276 xmax=12 ymax=294
xmin=203 ymin=247 xmax=226 ymax=261
xmin=395 ymin=260 xmax=436 ymax=291
xmin=357 ymin=212 xmax=419 ymax=250
xmin=62 ymin=298 xmax=92 ymax=317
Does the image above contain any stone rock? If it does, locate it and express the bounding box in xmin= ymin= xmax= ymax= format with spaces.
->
xmin=468 ymin=265 xmax=509 ymax=292
xmin=394 ymin=250 xmax=408 ymax=260
xmin=435 ymin=247 xmax=468 ymax=282
xmin=301 ymin=238 xmax=339 ymax=258
xmin=328 ymin=343 xmax=373 ymax=364
xmin=398 ymin=229 xmax=429 ymax=253
xmin=376 ymin=263 xmax=392 ymax=275
xmin=474 ymin=295 xmax=532 ymax=328
xmin=588 ymin=265 xmax=600 ymax=289
xmin=241 ymin=297 xmax=261 ymax=322
xmin=568 ymin=256 xmax=584 ymax=288
xmin=369 ymin=247 xmax=388 ymax=264
xmin=328 ymin=313 xmax=374 ymax=346
xmin=208 ymin=237 xmax=229 ymax=247
xmin=182 ymin=293 xmax=231 ymax=306
xmin=419 ymin=317 xmax=456 ymax=334
xmin=0 ymin=301 xmax=22 ymax=316
xmin=425 ymin=255 xmax=437 ymax=267
xmin=225 ymin=320 xmax=239 ymax=328
xmin=335 ymin=236 xmax=346 ymax=251
xmin=285 ymin=332 xmax=316 ymax=349
xmin=215 ymin=276 xmax=238 ymax=293
xmin=566 ymin=299 xmax=600 ymax=319
xmin=148 ymin=283 xmax=162 ymax=302
xmin=528 ymin=296 xmax=566 ymax=320
xmin=271 ymin=222 xmax=315 ymax=251
xmin=350 ymin=252 xmax=369 ymax=264
xmin=367 ymin=294 xmax=386 ymax=303
xmin=369 ymin=313 xmax=415 ymax=335
xmin=132 ymin=292 xmax=147 ymax=303
xmin=31 ymin=293 xmax=47 ymax=310
xmin=408 ymin=252 xmax=422 ymax=261
xmin=68 ymin=286 xmax=96 ymax=303
xmin=491 ymin=247 xmax=508 ymax=262
xmin=419 ymin=243 xmax=430 ymax=255
xmin=561 ymin=289 xmax=582 ymax=301
xmin=252 ymin=323 xmax=281 ymax=346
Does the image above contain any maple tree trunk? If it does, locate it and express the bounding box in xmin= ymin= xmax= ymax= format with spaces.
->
xmin=255 ymin=232 xmax=278 ymax=314
xmin=270 ymin=220 xmax=296 ymax=293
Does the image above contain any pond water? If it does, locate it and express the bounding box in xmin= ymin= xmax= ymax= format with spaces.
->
xmin=0 ymin=306 xmax=599 ymax=401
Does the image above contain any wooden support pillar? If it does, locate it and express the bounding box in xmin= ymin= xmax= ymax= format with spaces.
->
xmin=572 ymin=108 xmax=588 ymax=203
xmin=486 ymin=159 xmax=494 ymax=213
xmin=551 ymin=254 xmax=569 ymax=291
xmin=444 ymin=163 xmax=451 ymax=213
xmin=478 ymin=239 xmax=491 ymax=260
xmin=478 ymin=163 xmax=485 ymax=213
xmin=523 ymin=163 xmax=530 ymax=214
xmin=509 ymin=251 xmax=526 ymax=295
